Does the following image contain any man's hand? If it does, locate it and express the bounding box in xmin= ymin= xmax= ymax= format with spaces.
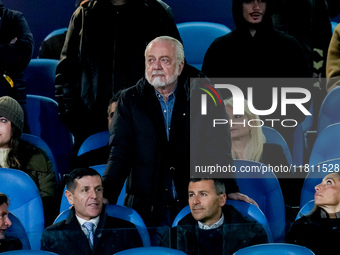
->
xmin=228 ymin=192 xmax=259 ymax=207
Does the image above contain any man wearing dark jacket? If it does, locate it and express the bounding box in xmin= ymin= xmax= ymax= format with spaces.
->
xmin=41 ymin=167 xmax=142 ymax=255
xmin=166 ymin=178 xmax=267 ymax=255
xmin=0 ymin=1 xmax=34 ymax=121
xmin=102 ymin=36 xmax=256 ymax=245
xmin=202 ymin=0 xmax=311 ymax=152
xmin=55 ymin=0 xmax=181 ymax=150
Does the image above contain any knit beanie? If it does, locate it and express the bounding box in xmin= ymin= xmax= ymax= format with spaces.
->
xmin=0 ymin=96 xmax=24 ymax=133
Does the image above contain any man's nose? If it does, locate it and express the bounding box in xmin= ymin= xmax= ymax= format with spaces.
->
xmin=193 ymin=196 xmax=200 ymax=204
xmin=5 ymin=216 xmax=12 ymax=227
xmin=253 ymin=1 xmax=260 ymax=9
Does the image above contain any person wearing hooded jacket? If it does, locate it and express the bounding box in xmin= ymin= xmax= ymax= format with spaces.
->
xmin=202 ymin=0 xmax=311 ymax=153
xmin=55 ymin=0 xmax=182 ymax=151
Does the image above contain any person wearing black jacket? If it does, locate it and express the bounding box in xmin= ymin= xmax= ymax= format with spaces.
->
xmin=102 ymin=36 xmax=256 ymax=245
xmin=41 ymin=167 xmax=142 ymax=255
xmin=55 ymin=0 xmax=181 ymax=150
xmin=287 ymin=172 xmax=340 ymax=255
xmin=0 ymin=1 xmax=34 ymax=125
xmin=165 ymin=179 xmax=267 ymax=255
xmin=202 ymin=0 xmax=311 ymax=152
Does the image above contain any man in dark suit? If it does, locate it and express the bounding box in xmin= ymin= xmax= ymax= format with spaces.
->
xmin=41 ymin=167 xmax=142 ymax=255
xmin=166 ymin=178 xmax=267 ymax=255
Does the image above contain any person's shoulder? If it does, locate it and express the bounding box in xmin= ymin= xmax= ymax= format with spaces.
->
xmin=223 ymin=204 xmax=256 ymax=224
xmin=177 ymin=211 xmax=196 ymax=227
xmin=143 ymin=0 xmax=168 ymax=10
xmin=104 ymin=215 xmax=137 ymax=229
xmin=273 ymin=29 xmax=302 ymax=46
xmin=263 ymin=143 xmax=284 ymax=153
xmin=44 ymin=219 xmax=67 ymax=232
xmin=26 ymin=148 xmax=51 ymax=173
xmin=120 ymin=78 xmax=150 ymax=100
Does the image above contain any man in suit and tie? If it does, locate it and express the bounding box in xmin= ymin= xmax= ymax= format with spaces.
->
xmin=41 ymin=167 xmax=142 ymax=255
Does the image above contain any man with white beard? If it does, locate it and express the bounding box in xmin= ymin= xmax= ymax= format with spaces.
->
xmin=102 ymin=36 xmax=254 ymax=245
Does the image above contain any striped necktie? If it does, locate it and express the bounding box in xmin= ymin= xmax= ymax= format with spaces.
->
xmin=83 ymin=221 xmax=94 ymax=250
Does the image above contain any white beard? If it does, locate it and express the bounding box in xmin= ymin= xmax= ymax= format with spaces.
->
xmin=146 ymin=67 xmax=179 ymax=88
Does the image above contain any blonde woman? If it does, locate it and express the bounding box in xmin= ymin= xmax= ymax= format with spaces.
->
xmin=287 ymin=172 xmax=340 ymax=255
xmin=224 ymin=98 xmax=299 ymax=217
xmin=224 ymin=97 xmax=288 ymax=166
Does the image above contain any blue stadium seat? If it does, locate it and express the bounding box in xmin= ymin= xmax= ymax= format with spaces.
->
xmin=309 ymin=123 xmax=340 ymax=166
xmin=295 ymin=200 xmax=314 ymax=221
xmin=77 ymin=131 xmax=109 ymax=156
xmin=262 ymin=126 xmax=293 ymax=166
xmin=7 ymin=212 xmax=31 ymax=250
xmin=292 ymin=101 xmax=314 ymax=166
xmin=233 ymin=243 xmax=315 ymax=255
xmin=316 ymin=86 xmax=340 ymax=135
xmin=177 ymin=21 xmax=231 ymax=70
xmin=23 ymin=59 xmax=59 ymax=100
xmin=331 ymin=21 xmax=338 ymax=33
xmin=21 ymin=133 xmax=60 ymax=186
xmin=0 ymin=169 xmax=45 ymax=250
xmin=172 ymin=200 xmax=273 ymax=243
xmin=43 ymin=27 xmax=67 ymax=41
xmin=26 ymin=95 xmax=73 ymax=177
xmin=54 ymin=205 xmax=151 ymax=247
xmin=114 ymin=247 xmax=186 ymax=255
xmin=233 ymin=160 xmax=286 ymax=242
xmin=300 ymin=158 xmax=340 ymax=208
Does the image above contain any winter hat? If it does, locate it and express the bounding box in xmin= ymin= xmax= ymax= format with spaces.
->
xmin=0 ymin=96 xmax=24 ymax=133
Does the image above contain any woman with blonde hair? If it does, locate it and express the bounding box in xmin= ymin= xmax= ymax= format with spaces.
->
xmin=224 ymin=97 xmax=288 ymax=166
xmin=224 ymin=97 xmax=299 ymax=219
xmin=287 ymin=172 xmax=340 ymax=255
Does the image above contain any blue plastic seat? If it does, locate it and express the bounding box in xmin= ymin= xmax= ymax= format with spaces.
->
xmin=59 ymin=164 xmax=126 ymax=212
xmin=292 ymin=101 xmax=314 ymax=166
xmin=233 ymin=243 xmax=315 ymax=255
xmin=43 ymin=28 xmax=67 ymax=41
xmin=309 ymin=123 xmax=340 ymax=167
xmin=0 ymin=168 xmax=45 ymax=250
xmin=316 ymin=86 xmax=340 ymax=135
xmin=7 ymin=212 xmax=31 ymax=250
xmin=233 ymin=160 xmax=286 ymax=242
xmin=21 ymin=133 xmax=60 ymax=186
xmin=177 ymin=21 xmax=231 ymax=70
xmin=23 ymin=59 xmax=59 ymax=100
xmin=300 ymin=158 xmax=340 ymax=208
xmin=262 ymin=126 xmax=293 ymax=166
xmin=331 ymin=21 xmax=338 ymax=33
xmin=77 ymin=131 xmax=109 ymax=156
xmin=172 ymin=200 xmax=273 ymax=243
xmin=26 ymin=95 xmax=73 ymax=177
xmin=54 ymin=204 xmax=151 ymax=247
xmin=295 ymin=200 xmax=315 ymax=221
xmin=114 ymin=247 xmax=186 ymax=255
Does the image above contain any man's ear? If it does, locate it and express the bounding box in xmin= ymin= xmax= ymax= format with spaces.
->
xmin=177 ymin=62 xmax=185 ymax=76
xmin=65 ymin=190 xmax=74 ymax=206
xmin=219 ymin=193 xmax=227 ymax=207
